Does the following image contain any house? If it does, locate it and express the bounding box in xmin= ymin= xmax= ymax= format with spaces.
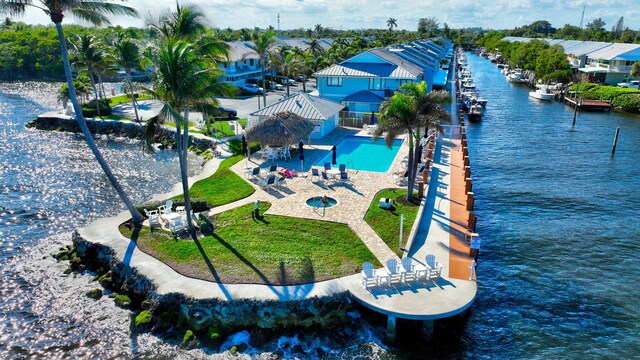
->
xmin=313 ymin=39 xmax=452 ymax=113
xmin=219 ymin=41 xmax=262 ymax=86
xmin=248 ymin=93 xmax=345 ymax=139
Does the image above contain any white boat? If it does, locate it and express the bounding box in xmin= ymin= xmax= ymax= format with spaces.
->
xmin=529 ymin=88 xmax=554 ymax=101
xmin=468 ymin=105 xmax=483 ymax=122
xmin=507 ymin=71 xmax=527 ymax=83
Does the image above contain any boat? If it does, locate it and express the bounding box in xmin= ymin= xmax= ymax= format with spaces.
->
xmin=468 ymin=105 xmax=483 ymax=123
xmin=529 ymin=87 xmax=554 ymax=101
xmin=507 ymin=71 xmax=527 ymax=83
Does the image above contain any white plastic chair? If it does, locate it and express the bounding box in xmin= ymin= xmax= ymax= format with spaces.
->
xmin=144 ymin=209 xmax=160 ymax=227
xmin=385 ymin=259 xmax=402 ymax=284
xmin=425 ymin=254 xmax=443 ymax=280
xmin=361 ymin=262 xmax=377 ymax=289
xmin=158 ymin=200 xmax=173 ymax=215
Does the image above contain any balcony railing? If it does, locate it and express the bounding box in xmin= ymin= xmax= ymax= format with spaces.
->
xmin=338 ymin=110 xmax=376 ymax=128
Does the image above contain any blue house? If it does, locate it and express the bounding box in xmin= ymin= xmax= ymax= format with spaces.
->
xmin=313 ymin=39 xmax=453 ymax=113
xmin=219 ymin=41 xmax=262 ymax=86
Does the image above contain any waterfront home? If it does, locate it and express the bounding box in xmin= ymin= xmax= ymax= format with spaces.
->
xmin=219 ymin=41 xmax=262 ymax=86
xmin=275 ymin=36 xmax=333 ymax=52
xmin=248 ymin=93 xmax=344 ymax=139
xmin=313 ymin=39 xmax=452 ymax=114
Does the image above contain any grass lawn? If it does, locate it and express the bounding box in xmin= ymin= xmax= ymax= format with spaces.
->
xmin=365 ymin=189 xmax=420 ymax=257
xmin=178 ymin=154 xmax=255 ymax=207
xmin=122 ymin=202 xmax=379 ymax=284
xmin=109 ymin=94 xmax=151 ymax=106
xmin=94 ymin=115 xmax=129 ymax=121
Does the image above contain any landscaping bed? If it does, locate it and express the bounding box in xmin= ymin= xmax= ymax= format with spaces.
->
xmin=120 ymin=202 xmax=379 ymax=285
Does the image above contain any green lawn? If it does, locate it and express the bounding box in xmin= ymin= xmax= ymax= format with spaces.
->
xmin=177 ymin=154 xmax=255 ymax=207
xmin=94 ymin=115 xmax=129 ymax=121
xmin=123 ymin=202 xmax=379 ymax=284
xmin=365 ymin=189 xmax=420 ymax=257
xmin=109 ymin=94 xmax=151 ymax=106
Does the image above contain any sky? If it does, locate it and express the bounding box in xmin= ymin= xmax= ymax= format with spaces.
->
xmin=15 ymin=0 xmax=640 ymax=32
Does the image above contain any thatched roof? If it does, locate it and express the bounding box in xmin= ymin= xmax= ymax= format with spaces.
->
xmin=245 ymin=111 xmax=314 ymax=146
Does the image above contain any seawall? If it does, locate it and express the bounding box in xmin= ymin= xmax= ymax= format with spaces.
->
xmin=27 ymin=112 xmax=217 ymax=152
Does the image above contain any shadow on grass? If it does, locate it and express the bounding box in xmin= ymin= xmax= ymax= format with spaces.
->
xmin=122 ymin=222 xmax=141 ymax=266
xmin=192 ymin=237 xmax=233 ymax=300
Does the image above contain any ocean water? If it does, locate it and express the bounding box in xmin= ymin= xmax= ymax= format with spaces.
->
xmin=1 ymin=59 xmax=639 ymax=359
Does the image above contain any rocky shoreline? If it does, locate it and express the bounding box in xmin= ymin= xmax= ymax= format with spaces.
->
xmin=27 ymin=112 xmax=217 ymax=152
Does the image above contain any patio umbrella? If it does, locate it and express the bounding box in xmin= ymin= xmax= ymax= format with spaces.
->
xmin=244 ymin=111 xmax=314 ymax=147
xmin=370 ymin=111 xmax=375 ymax=125
xmin=298 ymin=140 xmax=304 ymax=173
xmin=417 ymin=143 xmax=423 ymax=164
xmin=331 ymin=145 xmax=337 ymax=165
xmin=241 ymin=134 xmax=247 ymax=156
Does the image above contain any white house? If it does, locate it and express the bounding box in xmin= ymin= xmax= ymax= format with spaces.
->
xmin=220 ymin=41 xmax=262 ymax=86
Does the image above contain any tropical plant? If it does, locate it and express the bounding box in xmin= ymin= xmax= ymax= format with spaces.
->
xmin=252 ymin=29 xmax=277 ymax=108
xmin=387 ymin=17 xmax=397 ymax=32
xmin=69 ymin=34 xmax=105 ymax=116
xmin=631 ymin=61 xmax=640 ymax=78
xmin=0 ymin=0 xmax=144 ymax=223
xmin=112 ymin=32 xmax=141 ymax=122
xmin=375 ymin=82 xmax=450 ymax=201
xmin=271 ymin=47 xmax=307 ymax=96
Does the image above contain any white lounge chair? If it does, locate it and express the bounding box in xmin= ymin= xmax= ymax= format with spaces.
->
xmin=361 ymin=262 xmax=378 ymax=289
xmin=144 ymin=209 xmax=160 ymax=227
xmin=400 ymin=257 xmax=417 ymax=283
xmin=158 ymin=200 xmax=173 ymax=215
xmin=385 ymin=259 xmax=402 ymax=284
xmin=425 ymin=254 xmax=443 ymax=280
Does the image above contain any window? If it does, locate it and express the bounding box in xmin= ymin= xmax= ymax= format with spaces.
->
xmin=369 ymin=78 xmax=385 ymax=90
xmin=249 ymin=59 xmax=255 ymax=66
xmin=327 ymin=77 xmax=342 ymax=87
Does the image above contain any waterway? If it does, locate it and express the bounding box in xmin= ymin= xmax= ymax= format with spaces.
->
xmin=1 ymin=60 xmax=639 ymax=358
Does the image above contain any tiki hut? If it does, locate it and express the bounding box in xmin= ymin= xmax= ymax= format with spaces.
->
xmin=245 ymin=111 xmax=314 ymax=146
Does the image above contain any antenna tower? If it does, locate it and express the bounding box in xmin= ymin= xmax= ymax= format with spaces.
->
xmin=277 ymin=13 xmax=280 ymax=32
xmin=579 ymin=6 xmax=585 ymax=29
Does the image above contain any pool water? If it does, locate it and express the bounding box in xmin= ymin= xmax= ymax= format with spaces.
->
xmin=305 ymin=196 xmax=338 ymax=208
xmin=317 ymin=136 xmax=403 ymax=172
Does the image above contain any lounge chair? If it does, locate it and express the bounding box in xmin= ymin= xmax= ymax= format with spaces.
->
xmin=269 ymin=164 xmax=278 ymax=173
xmin=311 ymin=168 xmax=320 ymax=181
xmin=339 ymin=171 xmax=350 ymax=183
xmin=158 ymin=200 xmax=173 ymax=215
xmin=276 ymin=176 xmax=288 ymax=190
xmin=393 ymin=173 xmax=406 ymax=186
xmin=260 ymin=175 xmax=276 ymax=193
xmin=324 ymin=162 xmax=331 ymax=171
xmin=400 ymin=257 xmax=417 ymax=283
xmin=425 ymin=254 xmax=443 ymax=280
xmin=361 ymin=262 xmax=378 ymax=289
xmin=144 ymin=209 xmax=160 ymax=227
xmin=385 ymin=259 xmax=402 ymax=284
xmin=321 ymin=171 xmax=333 ymax=185
xmin=250 ymin=167 xmax=261 ymax=182
xmin=339 ymin=164 xmax=346 ymax=173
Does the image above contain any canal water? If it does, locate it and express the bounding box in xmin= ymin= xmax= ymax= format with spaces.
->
xmin=1 ymin=57 xmax=639 ymax=358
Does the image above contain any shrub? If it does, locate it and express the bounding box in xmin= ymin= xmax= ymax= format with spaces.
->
xmin=613 ymin=94 xmax=640 ymax=113
xmin=82 ymin=98 xmax=112 ymax=117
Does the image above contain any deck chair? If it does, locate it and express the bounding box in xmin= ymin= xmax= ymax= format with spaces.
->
xmin=339 ymin=171 xmax=350 ymax=183
xmin=425 ymin=254 xmax=443 ymax=280
xmin=144 ymin=209 xmax=160 ymax=227
xmin=276 ymin=176 xmax=288 ymax=190
xmin=250 ymin=167 xmax=261 ymax=182
xmin=261 ymin=175 xmax=276 ymax=192
xmin=311 ymin=168 xmax=320 ymax=181
xmin=401 ymin=257 xmax=417 ymax=283
xmin=321 ymin=171 xmax=333 ymax=185
xmin=339 ymin=164 xmax=346 ymax=173
xmin=361 ymin=262 xmax=378 ymax=289
xmin=324 ymin=162 xmax=331 ymax=171
xmin=158 ymin=200 xmax=173 ymax=215
xmin=385 ymin=259 xmax=402 ymax=284
xmin=269 ymin=164 xmax=278 ymax=173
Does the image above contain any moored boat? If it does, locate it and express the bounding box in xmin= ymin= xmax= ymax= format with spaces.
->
xmin=468 ymin=104 xmax=483 ymax=123
xmin=529 ymin=87 xmax=554 ymax=101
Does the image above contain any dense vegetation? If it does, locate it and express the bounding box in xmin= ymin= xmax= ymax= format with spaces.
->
xmin=569 ymin=83 xmax=640 ymax=112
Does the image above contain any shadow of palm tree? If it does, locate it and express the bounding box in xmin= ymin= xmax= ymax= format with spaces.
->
xmin=192 ymin=237 xmax=232 ymax=300
xmin=122 ymin=222 xmax=141 ymax=265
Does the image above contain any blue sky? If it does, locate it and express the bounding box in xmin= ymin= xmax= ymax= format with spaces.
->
xmin=17 ymin=0 xmax=640 ymax=32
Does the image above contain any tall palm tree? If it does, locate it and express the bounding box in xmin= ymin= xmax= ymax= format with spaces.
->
xmin=387 ymin=17 xmax=397 ymax=32
xmin=112 ymin=32 xmax=141 ymax=122
xmin=252 ymin=30 xmax=276 ymax=107
xmin=271 ymin=47 xmax=306 ymax=96
xmin=69 ymin=34 xmax=105 ymax=116
xmin=0 ymin=0 xmax=144 ymax=223
xmin=375 ymin=82 xmax=449 ymax=201
xmin=307 ymin=38 xmax=323 ymax=57
xmin=145 ymin=38 xmax=235 ymax=234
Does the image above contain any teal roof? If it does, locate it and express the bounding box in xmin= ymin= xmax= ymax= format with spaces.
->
xmin=343 ymin=90 xmax=384 ymax=103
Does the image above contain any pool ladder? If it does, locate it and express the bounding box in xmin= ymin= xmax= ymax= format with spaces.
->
xmin=346 ymin=159 xmax=359 ymax=174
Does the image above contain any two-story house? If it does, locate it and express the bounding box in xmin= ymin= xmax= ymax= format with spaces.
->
xmin=580 ymin=44 xmax=640 ymax=84
xmin=219 ymin=41 xmax=262 ymax=86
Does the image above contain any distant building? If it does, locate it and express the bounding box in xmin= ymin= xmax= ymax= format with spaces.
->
xmin=219 ymin=41 xmax=262 ymax=86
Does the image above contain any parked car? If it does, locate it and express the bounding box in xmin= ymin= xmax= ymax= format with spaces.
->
xmin=214 ymin=106 xmax=237 ymax=119
xmin=617 ymin=80 xmax=639 ymax=88
xmin=274 ymin=76 xmax=296 ymax=86
xmin=296 ymin=75 xmax=306 ymax=82
xmin=272 ymin=82 xmax=285 ymax=90
xmin=242 ymin=83 xmax=264 ymax=94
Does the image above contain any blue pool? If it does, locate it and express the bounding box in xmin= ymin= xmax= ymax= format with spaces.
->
xmin=316 ymin=135 xmax=403 ymax=172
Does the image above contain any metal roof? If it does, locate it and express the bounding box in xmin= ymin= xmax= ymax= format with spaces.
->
xmin=368 ymin=48 xmax=424 ymax=77
xmin=250 ymin=93 xmax=344 ymax=119
xmin=563 ymin=41 xmax=611 ymax=57
xmin=314 ymin=62 xmax=417 ymax=78
xmin=225 ymin=41 xmax=259 ymax=61
xmin=587 ymin=43 xmax=640 ymax=60
xmin=342 ymin=90 xmax=384 ymax=103
xmin=615 ymin=48 xmax=640 ymax=61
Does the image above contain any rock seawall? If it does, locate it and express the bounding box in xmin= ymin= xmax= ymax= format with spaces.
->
xmin=28 ymin=113 xmax=216 ymax=152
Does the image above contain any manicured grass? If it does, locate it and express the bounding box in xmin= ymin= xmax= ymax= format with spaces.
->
xmin=365 ymin=189 xmax=420 ymax=257
xmin=109 ymin=94 xmax=151 ymax=106
xmin=123 ymin=202 xmax=379 ymax=284
xmin=177 ymin=154 xmax=255 ymax=207
xmin=94 ymin=115 xmax=129 ymax=121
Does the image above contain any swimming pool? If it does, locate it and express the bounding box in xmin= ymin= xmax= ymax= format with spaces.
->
xmin=316 ymin=136 xmax=403 ymax=172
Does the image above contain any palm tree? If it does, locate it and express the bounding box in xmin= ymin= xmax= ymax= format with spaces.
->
xmin=69 ymin=34 xmax=105 ymax=116
xmin=307 ymin=38 xmax=324 ymax=57
xmin=314 ymin=24 xmax=323 ymax=36
xmin=271 ymin=47 xmax=306 ymax=96
xmin=375 ymin=82 xmax=449 ymax=201
xmin=252 ymin=30 xmax=276 ymax=107
xmin=387 ymin=17 xmax=397 ymax=32
xmin=145 ymin=38 xmax=235 ymax=234
xmin=112 ymin=32 xmax=141 ymax=122
xmin=0 ymin=0 xmax=144 ymax=224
